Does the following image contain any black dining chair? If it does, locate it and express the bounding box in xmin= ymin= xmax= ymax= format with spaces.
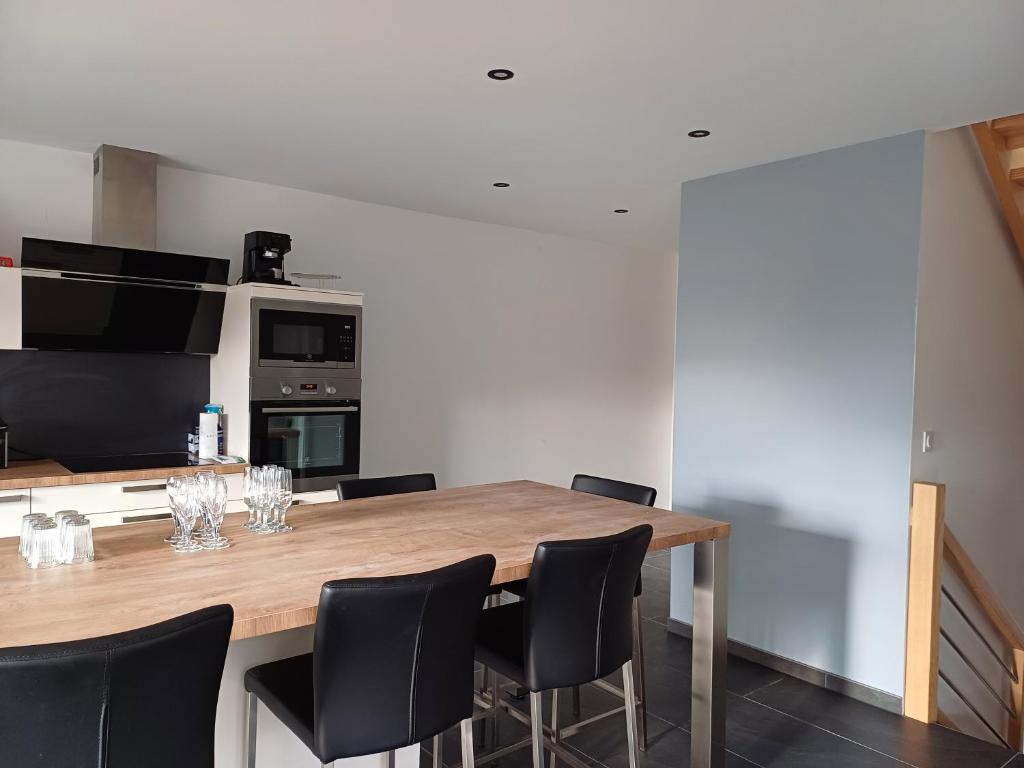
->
xmin=502 ymin=473 xmax=656 ymax=748
xmin=0 ymin=604 xmax=233 ymax=768
xmin=474 ymin=525 xmax=652 ymax=768
xmin=243 ymin=554 xmax=497 ymax=768
xmin=337 ymin=472 xmax=437 ymax=500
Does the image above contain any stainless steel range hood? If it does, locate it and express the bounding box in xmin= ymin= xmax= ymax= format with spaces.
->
xmin=92 ymin=145 xmax=158 ymax=250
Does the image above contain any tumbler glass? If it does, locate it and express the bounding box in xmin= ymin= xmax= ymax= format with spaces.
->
xmin=19 ymin=513 xmax=47 ymax=559
xmin=61 ymin=517 xmax=95 ymax=564
xmin=27 ymin=519 xmax=60 ymax=569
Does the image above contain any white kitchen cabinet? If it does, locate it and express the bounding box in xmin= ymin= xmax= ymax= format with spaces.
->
xmin=0 ymin=487 xmax=31 ymax=538
xmin=0 ymin=267 xmax=21 ymax=350
xmin=292 ymin=489 xmax=338 ymax=506
xmin=87 ymin=506 xmax=175 ymax=529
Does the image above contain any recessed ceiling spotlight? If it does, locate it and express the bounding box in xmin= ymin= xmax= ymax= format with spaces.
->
xmin=493 ymin=182 xmax=510 ymax=188
xmin=687 ymin=129 xmax=711 ymax=138
xmin=613 ymin=209 xmax=629 ymax=214
xmin=487 ymin=69 xmax=515 ymax=81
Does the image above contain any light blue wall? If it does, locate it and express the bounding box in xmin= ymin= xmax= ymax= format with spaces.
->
xmin=671 ymin=132 xmax=925 ymax=697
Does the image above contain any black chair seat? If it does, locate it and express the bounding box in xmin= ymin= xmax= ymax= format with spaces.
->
xmin=244 ymin=653 xmax=315 ymax=753
xmin=475 ymin=602 xmax=527 ymax=684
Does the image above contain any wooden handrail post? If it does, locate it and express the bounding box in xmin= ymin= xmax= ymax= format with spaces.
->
xmin=1010 ymin=648 xmax=1024 ymax=751
xmin=904 ymin=482 xmax=945 ymax=723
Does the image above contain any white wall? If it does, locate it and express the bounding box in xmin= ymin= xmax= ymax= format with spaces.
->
xmin=671 ymin=133 xmax=926 ymax=698
xmin=0 ymin=137 xmax=677 ymax=498
xmin=912 ymin=128 xmax=1024 ymax=740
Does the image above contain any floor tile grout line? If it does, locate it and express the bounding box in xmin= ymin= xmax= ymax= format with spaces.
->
xmin=739 ymin=676 xmax=785 ymax=700
xmin=739 ymin=695 xmax=920 ymax=768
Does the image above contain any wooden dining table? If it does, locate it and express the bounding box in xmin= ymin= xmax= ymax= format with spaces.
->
xmin=0 ymin=480 xmax=731 ymax=768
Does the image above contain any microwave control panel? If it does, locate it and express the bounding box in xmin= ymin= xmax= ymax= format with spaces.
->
xmin=338 ymin=317 xmax=357 ymax=366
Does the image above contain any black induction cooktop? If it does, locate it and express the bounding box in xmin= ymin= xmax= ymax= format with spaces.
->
xmin=58 ymin=452 xmax=201 ymax=474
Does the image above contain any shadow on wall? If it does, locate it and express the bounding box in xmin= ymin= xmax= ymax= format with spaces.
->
xmin=676 ymin=496 xmax=853 ymax=687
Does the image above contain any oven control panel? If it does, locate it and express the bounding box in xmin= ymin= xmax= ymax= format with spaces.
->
xmin=250 ymin=376 xmax=360 ymax=402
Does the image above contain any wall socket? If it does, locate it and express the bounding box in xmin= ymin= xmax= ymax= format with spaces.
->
xmin=922 ymin=431 xmax=935 ymax=453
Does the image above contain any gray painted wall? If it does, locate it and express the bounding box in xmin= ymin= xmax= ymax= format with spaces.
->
xmin=671 ymin=132 xmax=925 ymax=696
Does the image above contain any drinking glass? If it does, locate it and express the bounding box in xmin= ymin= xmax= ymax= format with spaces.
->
xmin=19 ymin=513 xmax=47 ymax=559
xmin=200 ymin=474 xmax=230 ymax=549
xmin=169 ymin=476 xmax=202 ymax=553
xmin=61 ymin=517 xmax=95 ymax=564
xmin=27 ymin=518 xmax=60 ymax=569
xmin=242 ymin=466 xmax=259 ymax=530
xmin=275 ymin=468 xmax=293 ymax=533
xmin=253 ymin=466 xmax=278 ymax=535
xmin=193 ymin=471 xmax=217 ymax=546
xmin=164 ymin=477 xmax=186 ymax=545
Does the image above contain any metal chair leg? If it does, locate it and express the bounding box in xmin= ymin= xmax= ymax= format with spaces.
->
xmin=571 ymin=685 xmax=581 ymax=718
xmin=490 ymin=668 xmax=500 ymax=749
xmin=632 ymin=597 xmax=648 ymax=751
xmin=387 ymin=750 xmax=396 ymax=768
xmin=530 ymin=691 xmax=545 ymax=768
xmin=433 ymin=733 xmax=443 ymax=768
xmin=461 ymin=717 xmax=476 ymax=768
xmin=622 ymin=662 xmax=640 ymax=768
xmin=244 ymin=691 xmax=258 ymax=768
xmin=550 ymin=689 xmax=560 ymax=768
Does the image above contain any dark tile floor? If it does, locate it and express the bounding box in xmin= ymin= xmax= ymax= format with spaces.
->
xmin=423 ymin=549 xmax=1020 ymax=768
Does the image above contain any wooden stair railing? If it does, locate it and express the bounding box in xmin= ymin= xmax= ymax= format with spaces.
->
xmin=972 ymin=117 xmax=1024 ymax=269
xmin=905 ymin=482 xmax=1024 ymax=751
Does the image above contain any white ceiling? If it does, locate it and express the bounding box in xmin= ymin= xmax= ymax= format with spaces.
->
xmin=2 ymin=2 xmax=1024 ymax=252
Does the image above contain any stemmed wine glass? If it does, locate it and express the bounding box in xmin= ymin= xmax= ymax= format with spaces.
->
xmin=168 ymin=475 xmax=202 ymax=553
xmin=193 ymin=471 xmax=216 ymax=546
xmin=200 ymin=473 xmax=230 ymax=549
xmin=274 ymin=468 xmax=293 ymax=533
xmin=253 ymin=466 xmax=279 ymax=535
xmin=242 ymin=466 xmax=259 ymax=530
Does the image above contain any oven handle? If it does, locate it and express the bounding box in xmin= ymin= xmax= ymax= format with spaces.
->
xmin=260 ymin=406 xmax=360 ymax=414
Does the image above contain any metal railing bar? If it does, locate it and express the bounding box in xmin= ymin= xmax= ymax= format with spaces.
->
xmin=939 ymin=669 xmax=1012 ymax=749
xmin=940 ymin=628 xmax=1016 ymax=717
xmin=942 ymin=586 xmax=1019 ymax=684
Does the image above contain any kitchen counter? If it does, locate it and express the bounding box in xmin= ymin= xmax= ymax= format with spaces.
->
xmin=0 ymin=458 xmax=246 ymax=491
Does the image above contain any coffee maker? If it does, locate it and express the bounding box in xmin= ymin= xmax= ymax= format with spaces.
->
xmin=242 ymin=231 xmax=293 ymax=285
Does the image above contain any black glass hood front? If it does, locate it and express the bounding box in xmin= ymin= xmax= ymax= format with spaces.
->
xmin=20 ymin=239 xmax=229 ymax=355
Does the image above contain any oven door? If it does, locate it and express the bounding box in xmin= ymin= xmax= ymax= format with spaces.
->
xmin=253 ymin=300 xmax=361 ymax=371
xmin=249 ymin=401 xmax=360 ymax=491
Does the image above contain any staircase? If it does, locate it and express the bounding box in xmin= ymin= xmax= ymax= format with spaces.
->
xmin=971 ymin=116 xmax=1024 ymax=262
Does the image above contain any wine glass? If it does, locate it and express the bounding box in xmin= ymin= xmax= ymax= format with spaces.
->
xmin=253 ymin=466 xmax=278 ymax=535
xmin=201 ymin=474 xmax=230 ymax=549
xmin=242 ymin=466 xmax=259 ymax=530
xmin=169 ymin=476 xmax=202 ymax=553
xmin=275 ymin=468 xmax=293 ymax=533
xmin=193 ymin=471 xmax=217 ymax=546
xmin=164 ymin=477 xmax=186 ymax=544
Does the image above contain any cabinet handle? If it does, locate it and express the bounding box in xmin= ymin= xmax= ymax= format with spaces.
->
xmin=0 ymin=494 xmax=28 ymax=504
xmin=121 ymin=512 xmax=173 ymax=524
xmin=121 ymin=483 xmax=167 ymax=494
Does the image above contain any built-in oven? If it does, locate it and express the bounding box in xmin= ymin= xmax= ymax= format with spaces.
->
xmin=249 ymin=376 xmax=361 ymax=491
xmin=251 ymin=298 xmax=361 ymax=375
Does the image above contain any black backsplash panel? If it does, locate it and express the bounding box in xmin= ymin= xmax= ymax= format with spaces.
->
xmin=0 ymin=350 xmax=209 ymax=460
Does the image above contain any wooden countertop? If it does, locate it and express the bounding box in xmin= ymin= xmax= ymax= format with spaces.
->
xmin=0 ymin=480 xmax=729 ymax=647
xmin=0 ymin=458 xmax=246 ymax=490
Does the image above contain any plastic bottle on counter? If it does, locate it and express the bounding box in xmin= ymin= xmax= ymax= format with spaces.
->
xmin=198 ymin=403 xmax=224 ymax=459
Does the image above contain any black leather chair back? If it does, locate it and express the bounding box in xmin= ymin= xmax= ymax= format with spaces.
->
xmin=571 ymin=474 xmax=657 ymax=507
xmin=337 ymin=472 xmax=437 ymax=500
xmin=313 ymin=554 xmax=496 ymax=761
xmin=524 ymin=525 xmax=652 ymax=691
xmin=0 ymin=604 xmax=233 ymax=768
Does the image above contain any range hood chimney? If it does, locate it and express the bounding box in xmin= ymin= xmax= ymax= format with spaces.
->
xmin=92 ymin=144 xmax=157 ymax=250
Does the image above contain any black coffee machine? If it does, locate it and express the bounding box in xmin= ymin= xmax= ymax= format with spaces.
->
xmin=242 ymin=231 xmax=293 ymax=285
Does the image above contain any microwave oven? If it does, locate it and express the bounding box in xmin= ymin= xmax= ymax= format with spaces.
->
xmin=251 ymin=298 xmax=361 ymax=374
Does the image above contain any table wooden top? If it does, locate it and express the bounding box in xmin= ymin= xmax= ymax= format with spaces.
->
xmin=0 ymin=480 xmax=729 ymax=646
xmin=0 ymin=458 xmax=246 ymax=491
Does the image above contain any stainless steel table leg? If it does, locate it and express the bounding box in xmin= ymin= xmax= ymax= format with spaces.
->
xmin=691 ymin=537 xmax=728 ymax=768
